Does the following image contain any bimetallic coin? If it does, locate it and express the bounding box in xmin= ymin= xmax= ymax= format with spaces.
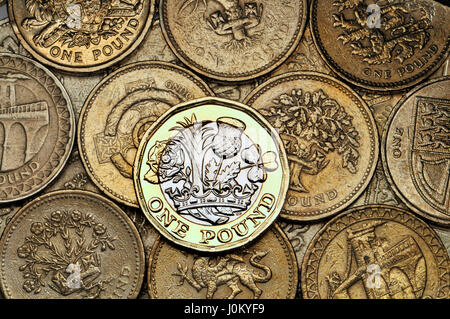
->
xmin=310 ymin=0 xmax=450 ymax=91
xmin=8 ymin=0 xmax=155 ymax=72
xmin=78 ymin=61 xmax=213 ymax=207
xmin=0 ymin=53 xmax=75 ymax=202
xmin=383 ymin=76 xmax=450 ymax=225
xmin=0 ymin=190 xmax=145 ymax=299
xmin=148 ymin=224 xmax=298 ymax=299
xmin=245 ymin=72 xmax=379 ymax=221
xmin=160 ymin=0 xmax=308 ymax=81
xmin=134 ymin=97 xmax=289 ymax=252
xmin=301 ymin=205 xmax=450 ymax=299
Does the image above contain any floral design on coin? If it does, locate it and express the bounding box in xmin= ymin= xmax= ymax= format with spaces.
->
xmin=160 ymin=0 xmax=308 ymax=81
xmin=310 ymin=0 xmax=450 ymax=91
xmin=301 ymin=205 xmax=450 ymax=299
xmin=134 ymin=97 xmax=289 ymax=252
xmin=0 ymin=53 xmax=75 ymax=202
xmin=145 ymin=115 xmax=278 ymax=225
xmin=8 ymin=0 xmax=155 ymax=72
xmin=245 ymin=72 xmax=378 ymax=221
xmin=0 ymin=190 xmax=145 ymax=299
xmin=332 ymin=0 xmax=434 ymax=65
xmin=18 ymin=210 xmax=116 ymax=298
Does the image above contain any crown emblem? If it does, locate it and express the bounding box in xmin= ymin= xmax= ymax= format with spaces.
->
xmin=145 ymin=114 xmax=278 ymax=225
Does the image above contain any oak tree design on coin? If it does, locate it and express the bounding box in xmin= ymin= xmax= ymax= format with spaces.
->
xmin=0 ymin=190 xmax=145 ymax=299
xmin=382 ymin=76 xmax=450 ymax=225
xmin=8 ymin=0 xmax=155 ymax=72
xmin=78 ymin=61 xmax=213 ymax=207
xmin=160 ymin=0 xmax=308 ymax=81
xmin=301 ymin=205 xmax=450 ymax=299
xmin=148 ymin=224 xmax=298 ymax=299
xmin=0 ymin=53 xmax=75 ymax=203
xmin=310 ymin=0 xmax=450 ymax=91
xmin=245 ymin=72 xmax=378 ymax=221
xmin=134 ymin=97 xmax=289 ymax=252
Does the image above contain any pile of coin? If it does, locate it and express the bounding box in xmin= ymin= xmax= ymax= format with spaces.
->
xmin=0 ymin=0 xmax=448 ymax=299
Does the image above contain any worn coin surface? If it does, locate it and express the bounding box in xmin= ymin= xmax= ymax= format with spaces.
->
xmin=310 ymin=0 xmax=450 ymax=91
xmin=0 ymin=190 xmax=145 ymax=299
xmin=160 ymin=0 xmax=308 ymax=81
xmin=0 ymin=18 xmax=105 ymax=120
xmin=0 ymin=53 xmax=75 ymax=203
xmin=134 ymin=97 xmax=289 ymax=252
xmin=245 ymin=72 xmax=378 ymax=221
xmin=78 ymin=61 xmax=213 ymax=207
xmin=8 ymin=0 xmax=155 ymax=72
xmin=382 ymin=76 xmax=450 ymax=225
xmin=148 ymin=223 xmax=298 ymax=299
xmin=301 ymin=205 xmax=450 ymax=299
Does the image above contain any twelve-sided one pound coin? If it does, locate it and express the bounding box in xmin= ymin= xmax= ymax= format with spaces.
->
xmin=134 ymin=97 xmax=289 ymax=252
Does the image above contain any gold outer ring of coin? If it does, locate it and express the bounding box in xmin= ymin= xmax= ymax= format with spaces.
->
xmin=244 ymin=71 xmax=379 ymax=221
xmin=0 ymin=53 xmax=75 ymax=203
xmin=133 ymin=96 xmax=290 ymax=252
xmin=382 ymin=76 xmax=450 ymax=226
xmin=8 ymin=0 xmax=155 ymax=73
xmin=159 ymin=0 xmax=308 ymax=82
xmin=0 ymin=190 xmax=146 ymax=299
xmin=147 ymin=223 xmax=299 ymax=299
xmin=301 ymin=204 xmax=450 ymax=299
xmin=309 ymin=0 xmax=450 ymax=91
xmin=78 ymin=60 xmax=214 ymax=207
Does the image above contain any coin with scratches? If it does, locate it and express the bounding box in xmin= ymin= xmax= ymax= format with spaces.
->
xmin=148 ymin=223 xmax=298 ymax=299
xmin=0 ymin=190 xmax=146 ymax=299
xmin=160 ymin=0 xmax=308 ymax=81
xmin=8 ymin=0 xmax=155 ymax=72
xmin=310 ymin=0 xmax=450 ymax=91
xmin=301 ymin=205 xmax=450 ymax=299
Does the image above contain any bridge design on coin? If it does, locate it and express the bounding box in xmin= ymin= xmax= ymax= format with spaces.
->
xmin=0 ymin=74 xmax=49 ymax=171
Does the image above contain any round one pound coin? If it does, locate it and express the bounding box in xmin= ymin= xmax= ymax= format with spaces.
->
xmin=310 ymin=0 xmax=450 ymax=91
xmin=382 ymin=76 xmax=450 ymax=225
xmin=0 ymin=53 xmax=75 ymax=203
xmin=0 ymin=190 xmax=146 ymax=299
xmin=301 ymin=205 xmax=450 ymax=299
xmin=148 ymin=223 xmax=298 ymax=299
xmin=8 ymin=0 xmax=155 ymax=72
xmin=160 ymin=0 xmax=308 ymax=81
xmin=245 ymin=71 xmax=379 ymax=221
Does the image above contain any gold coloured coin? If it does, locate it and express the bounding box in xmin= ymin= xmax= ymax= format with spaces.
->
xmin=245 ymin=72 xmax=379 ymax=221
xmin=8 ymin=0 xmax=155 ymax=72
xmin=148 ymin=223 xmax=298 ymax=299
xmin=134 ymin=97 xmax=289 ymax=252
xmin=301 ymin=205 xmax=450 ymax=299
xmin=0 ymin=53 xmax=75 ymax=203
xmin=382 ymin=76 xmax=450 ymax=225
xmin=160 ymin=0 xmax=308 ymax=81
xmin=0 ymin=190 xmax=146 ymax=299
xmin=78 ymin=61 xmax=213 ymax=207
xmin=310 ymin=0 xmax=450 ymax=91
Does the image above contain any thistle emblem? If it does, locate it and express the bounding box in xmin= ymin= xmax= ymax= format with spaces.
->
xmin=145 ymin=114 xmax=278 ymax=225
